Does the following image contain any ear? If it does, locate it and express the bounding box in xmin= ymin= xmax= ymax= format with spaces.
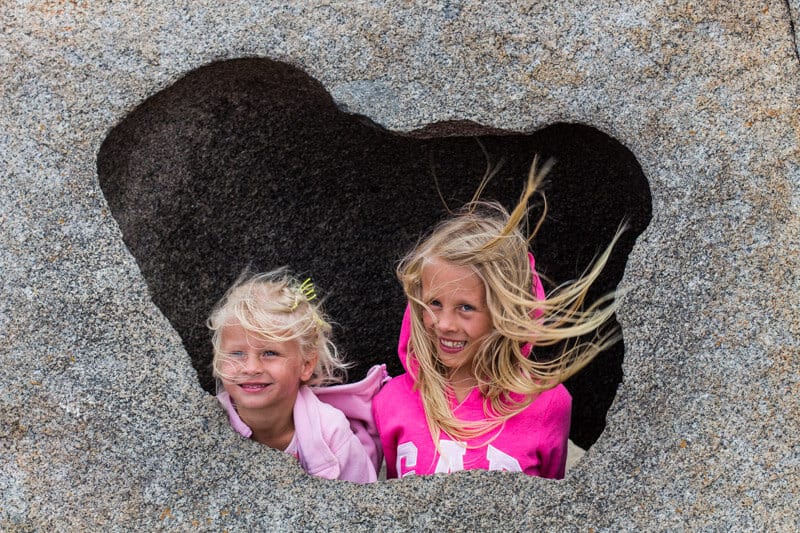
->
xmin=300 ymin=351 xmax=318 ymax=382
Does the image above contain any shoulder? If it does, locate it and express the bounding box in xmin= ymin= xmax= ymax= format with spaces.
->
xmin=375 ymin=373 xmax=415 ymax=403
xmin=297 ymin=387 xmax=358 ymax=452
xmin=296 ymin=387 xmax=377 ymax=482
xmin=520 ymin=383 xmax=570 ymax=413
xmin=539 ymin=383 xmax=572 ymax=413
xmin=530 ymin=384 xmax=572 ymax=439
xmin=529 ymin=384 xmax=571 ymax=426
xmin=373 ymin=373 xmax=420 ymax=432
xmin=299 ymin=386 xmax=350 ymax=425
xmin=508 ymin=384 xmax=571 ymax=430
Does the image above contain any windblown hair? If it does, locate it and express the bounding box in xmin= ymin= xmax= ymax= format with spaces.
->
xmin=398 ymin=157 xmax=624 ymax=444
xmin=207 ymin=268 xmax=349 ymax=388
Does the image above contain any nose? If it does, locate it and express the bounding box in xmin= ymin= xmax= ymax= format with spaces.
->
xmin=435 ymin=309 xmax=458 ymax=333
xmin=241 ymin=354 xmax=264 ymax=375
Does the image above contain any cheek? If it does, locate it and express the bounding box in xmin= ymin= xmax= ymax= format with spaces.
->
xmin=219 ymin=357 xmax=242 ymax=376
xmin=221 ymin=377 xmax=239 ymax=394
xmin=281 ymin=356 xmax=305 ymax=373
xmin=272 ymin=359 xmax=298 ymax=377
xmin=422 ymin=311 xmax=435 ymax=329
xmin=469 ymin=318 xmax=492 ymax=339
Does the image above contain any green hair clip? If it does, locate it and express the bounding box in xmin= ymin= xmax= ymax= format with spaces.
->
xmin=290 ymin=278 xmax=317 ymax=310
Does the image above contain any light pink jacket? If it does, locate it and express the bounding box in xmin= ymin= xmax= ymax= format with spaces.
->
xmin=218 ymin=364 xmax=389 ymax=483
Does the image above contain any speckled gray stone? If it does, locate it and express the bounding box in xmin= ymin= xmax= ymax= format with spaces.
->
xmin=1 ymin=1 xmax=798 ymax=530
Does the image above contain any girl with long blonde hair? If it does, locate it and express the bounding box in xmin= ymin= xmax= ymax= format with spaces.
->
xmin=373 ymin=158 xmax=623 ymax=478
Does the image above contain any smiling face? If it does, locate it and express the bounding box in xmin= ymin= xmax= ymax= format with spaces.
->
xmin=218 ymin=322 xmax=315 ymax=418
xmin=420 ymin=258 xmax=493 ymax=381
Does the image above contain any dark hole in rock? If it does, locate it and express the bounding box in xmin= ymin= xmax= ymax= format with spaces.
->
xmin=97 ymin=58 xmax=651 ymax=449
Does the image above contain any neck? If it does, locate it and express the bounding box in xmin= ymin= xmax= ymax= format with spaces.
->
xmin=447 ymin=367 xmax=478 ymax=403
xmin=237 ymin=402 xmax=296 ymax=450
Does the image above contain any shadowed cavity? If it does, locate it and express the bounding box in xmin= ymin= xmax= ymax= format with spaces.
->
xmin=97 ymin=58 xmax=651 ymax=448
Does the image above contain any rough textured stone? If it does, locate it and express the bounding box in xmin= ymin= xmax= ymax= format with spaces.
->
xmin=1 ymin=1 xmax=798 ymax=530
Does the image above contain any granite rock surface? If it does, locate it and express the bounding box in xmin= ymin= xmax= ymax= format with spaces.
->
xmin=2 ymin=1 xmax=798 ymax=530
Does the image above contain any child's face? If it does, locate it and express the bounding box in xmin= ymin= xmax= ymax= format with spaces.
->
xmin=218 ymin=321 xmax=315 ymax=415
xmin=420 ymin=258 xmax=492 ymax=377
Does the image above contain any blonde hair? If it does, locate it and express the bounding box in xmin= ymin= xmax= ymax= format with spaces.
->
xmin=398 ymin=157 xmax=624 ymax=443
xmin=207 ymin=268 xmax=349 ymax=388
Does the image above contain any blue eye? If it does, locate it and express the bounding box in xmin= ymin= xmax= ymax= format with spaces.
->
xmin=228 ymin=351 xmax=244 ymax=358
xmin=429 ymin=300 xmax=442 ymax=308
xmin=261 ymin=350 xmax=278 ymax=358
xmin=459 ymin=304 xmax=475 ymax=312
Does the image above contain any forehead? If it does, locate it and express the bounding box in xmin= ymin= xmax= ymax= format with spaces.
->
xmin=219 ymin=321 xmax=297 ymax=347
xmin=421 ymin=258 xmax=485 ymax=300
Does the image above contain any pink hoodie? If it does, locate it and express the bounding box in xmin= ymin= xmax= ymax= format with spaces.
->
xmin=372 ymin=253 xmax=572 ymax=479
xmin=218 ymin=364 xmax=389 ymax=483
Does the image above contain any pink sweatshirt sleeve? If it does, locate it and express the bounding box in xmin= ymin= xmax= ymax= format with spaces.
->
xmin=371 ymin=378 xmax=401 ymax=479
xmin=536 ymin=385 xmax=572 ymax=479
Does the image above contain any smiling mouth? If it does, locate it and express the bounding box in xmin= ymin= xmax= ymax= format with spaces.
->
xmin=439 ymin=338 xmax=467 ymax=353
xmin=239 ymin=383 xmax=270 ymax=392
